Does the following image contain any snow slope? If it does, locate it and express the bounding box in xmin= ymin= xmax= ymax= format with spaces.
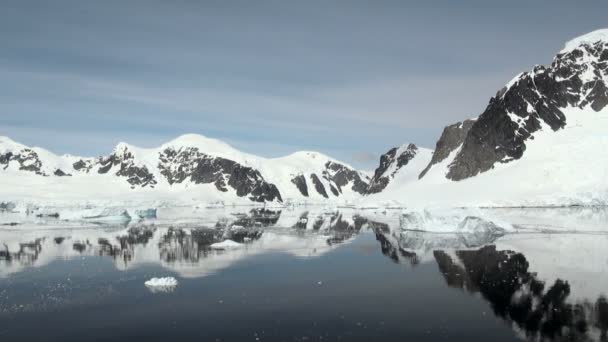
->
xmin=0 ymin=134 xmax=369 ymax=207
xmin=364 ymin=105 xmax=608 ymax=208
xmin=3 ymin=29 xmax=608 ymax=209
xmin=362 ymin=29 xmax=608 ymax=208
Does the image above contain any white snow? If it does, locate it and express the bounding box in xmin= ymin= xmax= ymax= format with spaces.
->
xmin=0 ymin=133 xmax=369 ymax=208
xmin=364 ymin=105 xmax=608 ymax=208
xmin=209 ymin=239 xmax=243 ymax=250
xmin=561 ymin=28 xmax=608 ymax=54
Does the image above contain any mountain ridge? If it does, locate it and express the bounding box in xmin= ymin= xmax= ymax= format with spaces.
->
xmin=2 ymin=29 xmax=608 ymax=208
xmin=0 ymin=133 xmax=370 ymax=204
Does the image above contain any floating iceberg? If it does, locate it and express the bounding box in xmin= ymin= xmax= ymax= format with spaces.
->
xmin=456 ymin=216 xmax=506 ymax=247
xmin=144 ymin=277 xmax=178 ymax=293
xmin=134 ymin=208 xmax=157 ymax=219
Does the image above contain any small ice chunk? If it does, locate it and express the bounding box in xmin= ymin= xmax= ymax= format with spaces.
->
xmin=457 ymin=216 xmax=506 ymax=247
xmin=209 ymin=239 xmax=243 ymax=250
xmin=134 ymin=208 xmax=157 ymax=219
xmin=144 ymin=277 xmax=178 ymax=293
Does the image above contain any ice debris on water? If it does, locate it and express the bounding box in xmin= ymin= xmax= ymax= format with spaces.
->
xmin=134 ymin=208 xmax=157 ymax=219
xmin=144 ymin=277 xmax=178 ymax=293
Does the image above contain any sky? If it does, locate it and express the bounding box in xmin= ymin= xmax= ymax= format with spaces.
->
xmin=1 ymin=0 xmax=607 ymax=169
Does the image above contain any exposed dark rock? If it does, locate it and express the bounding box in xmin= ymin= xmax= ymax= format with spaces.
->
xmin=0 ymin=152 xmax=12 ymax=166
xmin=446 ymin=41 xmax=608 ymax=181
xmin=72 ymin=159 xmax=90 ymax=172
xmin=291 ymin=174 xmax=309 ymax=197
xmin=97 ymin=147 xmax=157 ymax=188
xmin=159 ymin=147 xmax=281 ymax=202
xmin=329 ymin=184 xmax=339 ymax=196
xmin=419 ymin=120 xmax=475 ymax=179
xmin=0 ymin=149 xmax=47 ymax=175
xmin=368 ymin=144 xmax=418 ymax=193
xmin=310 ymin=173 xmax=328 ymax=198
xmin=322 ymin=161 xmax=369 ymax=195
xmin=53 ymin=169 xmax=71 ymax=177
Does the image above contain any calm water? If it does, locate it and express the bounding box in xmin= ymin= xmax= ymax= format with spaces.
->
xmin=1 ymin=207 xmax=607 ymax=341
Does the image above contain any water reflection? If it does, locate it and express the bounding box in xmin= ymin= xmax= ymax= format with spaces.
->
xmin=0 ymin=208 xmax=371 ymax=278
xmin=1 ymin=206 xmax=607 ymax=341
xmin=435 ymin=246 xmax=608 ymax=342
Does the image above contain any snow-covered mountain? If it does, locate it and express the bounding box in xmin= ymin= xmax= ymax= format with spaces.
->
xmin=366 ymin=144 xmax=432 ymax=194
xmin=0 ymin=134 xmax=369 ymax=205
xmin=3 ymin=29 xmax=608 ymax=208
xmin=364 ymin=29 xmax=608 ymax=207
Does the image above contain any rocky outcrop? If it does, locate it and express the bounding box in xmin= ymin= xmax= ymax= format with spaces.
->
xmin=53 ymin=169 xmax=71 ymax=177
xmin=419 ymin=120 xmax=475 ymax=179
xmin=159 ymin=147 xmax=281 ymax=202
xmin=446 ymin=38 xmax=608 ymax=181
xmin=310 ymin=173 xmax=328 ymax=198
xmin=97 ymin=146 xmax=157 ymax=188
xmin=0 ymin=149 xmax=47 ymax=176
xmin=291 ymin=174 xmax=308 ymax=197
xmin=322 ymin=161 xmax=369 ymax=195
xmin=367 ymin=144 xmax=418 ymax=193
xmin=72 ymin=159 xmax=94 ymax=172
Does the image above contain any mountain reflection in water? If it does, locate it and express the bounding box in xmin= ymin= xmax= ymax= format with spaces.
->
xmin=1 ymin=206 xmax=607 ymax=342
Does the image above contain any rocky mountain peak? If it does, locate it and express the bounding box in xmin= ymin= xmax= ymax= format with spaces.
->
xmin=560 ymin=29 xmax=608 ymax=54
xmin=367 ymin=143 xmax=419 ymax=194
xmin=443 ymin=29 xmax=608 ymax=181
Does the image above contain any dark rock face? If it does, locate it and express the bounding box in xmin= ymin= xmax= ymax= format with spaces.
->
xmin=367 ymin=144 xmax=418 ymax=194
xmin=159 ymin=147 xmax=282 ymax=202
xmin=96 ymin=147 xmax=157 ymax=188
xmin=53 ymin=169 xmax=71 ymax=177
xmin=0 ymin=149 xmax=47 ymax=175
xmin=322 ymin=161 xmax=369 ymax=195
xmin=435 ymin=245 xmax=608 ymax=341
xmin=291 ymin=162 xmax=369 ymax=198
xmin=419 ymin=120 xmax=475 ymax=179
xmin=1 ymin=138 xmax=368 ymax=202
xmin=291 ymin=174 xmax=309 ymax=197
xmin=72 ymin=159 xmax=93 ymax=172
xmin=0 ymin=152 xmax=12 ymax=166
xmin=446 ymin=40 xmax=608 ymax=181
xmin=310 ymin=173 xmax=328 ymax=198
